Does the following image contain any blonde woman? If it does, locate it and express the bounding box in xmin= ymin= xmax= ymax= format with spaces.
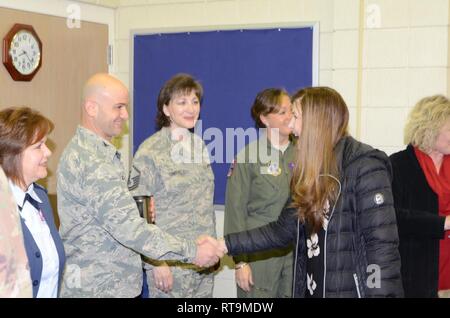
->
xmin=390 ymin=95 xmax=450 ymax=298
xmin=221 ymin=87 xmax=403 ymax=297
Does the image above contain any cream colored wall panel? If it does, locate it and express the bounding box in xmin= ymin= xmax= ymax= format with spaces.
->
xmin=212 ymin=207 xmax=236 ymax=298
xmin=115 ymin=72 xmax=130 ymax=91
xmin=365 ymin=0 xmax=409 ymax=28
xmin=213 ymin=276 xmax=237 ymax=298
xmin=361 ymin=107 xmax=409 ymax=147
xmin=146 ymin=0 xmax=203 ymax=3
xmin=300 ymin=0 xmax=334 ymax=32
xmin=348 ymin=106 xmax=357 ymax=137
xmin=448 ymin=66 xmax=450 ymax=97
xmin=381 ymin=145 xmax=406 ymax=156
xmin=238 ymin=0 xmax=271 ymax=22
xmin=97 ymin=0 xmax=120 ymax=7
xmin=410 ymin=0 xmax=448 ymax=26
xmin=268 ymin=0 xmax=303 ymax=21
xmin=333 ymin=69 xmax=358 ymax=107
xmin=76 ymin=0 xmax=119 ymax=7
xmin=363 ymin=69 xmax=408 ymax=107
xmin=408 ymin=68 xmax=447 ymax=107
xmin=320 ymin=32 xmax=333 ymax=70
xmin=117 ymin=6 xmax=152 ymax=39
xmin=116 ymin=39 xmax=130 ymax=73
xmin=118 ymin=0 xmax=148 ymax=6
xmin=153 ymin=3 xmax=205 ymax=26
xmin=364 ymin=29 xmax=409 ymax=68
xmin=204 ymin=0 xmax=239 ymax=25
xmin=409 ymin=27 xmax=448 ymax=67
xmin=334 ymin=0 xmax=359 ymax=30
xmin=319 ymin=70 xmax=333 ymax=87
xmin=333 ymin=30 xmax=359 ymax=69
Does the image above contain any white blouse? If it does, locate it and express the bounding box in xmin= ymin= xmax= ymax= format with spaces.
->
xmin=9 ymin=181 xmax=59 ymax=298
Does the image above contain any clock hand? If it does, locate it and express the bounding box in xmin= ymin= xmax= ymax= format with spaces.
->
xmin=22 ymin=50 xmax=32 ymax=63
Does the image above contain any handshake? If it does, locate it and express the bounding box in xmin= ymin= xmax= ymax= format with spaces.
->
xmin=193 ymin=235 xmax=228 ymax=268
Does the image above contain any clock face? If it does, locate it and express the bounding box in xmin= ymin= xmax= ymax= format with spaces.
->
xmin=9 ymin=30 xmax=41 ymax=75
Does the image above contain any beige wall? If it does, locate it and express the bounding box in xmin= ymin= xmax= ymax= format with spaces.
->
xmin=0 ymin=6 xmax=109 ymax=198
xmin=111 ymin=0 xmax=450 ymax=160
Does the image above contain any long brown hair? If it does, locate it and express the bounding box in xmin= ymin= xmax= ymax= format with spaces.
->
xmin=290 ymin=87 xmax=349 ymax=233
xmin=0 ymin=107 xmax=54 ymax=187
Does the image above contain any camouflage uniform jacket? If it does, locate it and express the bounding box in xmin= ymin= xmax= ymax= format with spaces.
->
xmin=0 ymin=167 xmax=32 ymax=298
xmin=130 ymin=127 xmax=216 ymax=261
xmin=57 ymin=126 xmax=197 ymax=298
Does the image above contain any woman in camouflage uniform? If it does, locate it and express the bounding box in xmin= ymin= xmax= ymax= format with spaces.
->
xmin=130 ymin=74 xmax=216 ymax=298
xmin=224 ymin=88 xmax=295 ymax=298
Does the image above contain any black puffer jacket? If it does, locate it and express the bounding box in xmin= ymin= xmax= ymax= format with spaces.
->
xmin=225 ymin=136 xmax=404 ymax=297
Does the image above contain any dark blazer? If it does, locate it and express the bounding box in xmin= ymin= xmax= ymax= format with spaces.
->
xmin=226 ymin=136 xmax=404 ymax=297
xmin=20 ymin=183 xmax=65 ymax=298
xmin=390 ymin=145 xmax=445 ymax=298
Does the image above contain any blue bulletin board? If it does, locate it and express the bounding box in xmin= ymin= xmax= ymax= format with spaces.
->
xmin=132 ymin=26 xmax=316 ymax=205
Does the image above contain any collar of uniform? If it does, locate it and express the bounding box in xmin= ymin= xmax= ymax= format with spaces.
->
xmin=160 ymin=126 xmax=193 ymax=144
xmin=76 ymin=126 xmax=119 ymax=162
xmin=260 ymin=134 xmax=292 ymax=154
xmin=8 ymin=180 xmax=42 ymax=209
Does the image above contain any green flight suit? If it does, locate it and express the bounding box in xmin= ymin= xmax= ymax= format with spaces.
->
xmin=224 ymin=136 xmax=295 ymax=298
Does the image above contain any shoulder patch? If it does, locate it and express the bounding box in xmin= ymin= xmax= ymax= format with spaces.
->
xmin=227 ymin=159 xmax=237 ymax=178
xmin=128 ymin=165 xmax=141 ymax=190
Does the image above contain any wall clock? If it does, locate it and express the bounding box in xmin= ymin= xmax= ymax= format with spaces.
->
xmin=3 ymin=24 xmax=42 ymax=81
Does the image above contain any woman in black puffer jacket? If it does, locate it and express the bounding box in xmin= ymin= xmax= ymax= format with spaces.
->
xmin=224 ymin=87 xmax=404 ymax=298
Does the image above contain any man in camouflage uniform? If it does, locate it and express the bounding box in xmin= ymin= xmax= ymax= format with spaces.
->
xmin=130 ymin=127 xmax=216 ymax=298
xmin=0 ymin=167 xmax=32 ymax=298
xmin=57 ymin=73 xmax=223 ymax=298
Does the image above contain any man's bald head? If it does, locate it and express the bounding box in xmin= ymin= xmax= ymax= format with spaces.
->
xmin=81 ymin=73 xmax=129 ymax=141
xmin=83 ymin=73 xmax=127 ymax=104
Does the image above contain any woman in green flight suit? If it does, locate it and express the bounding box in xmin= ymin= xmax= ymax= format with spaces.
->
xmin=224 ymin=88 xmax=295 ymax=298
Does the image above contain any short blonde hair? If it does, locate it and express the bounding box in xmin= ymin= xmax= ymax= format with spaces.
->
xmin=404 ymin=95 xmax=450 ymax=152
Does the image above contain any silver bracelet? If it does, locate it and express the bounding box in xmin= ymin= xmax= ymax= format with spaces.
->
xmin=235 ymin=262 xmax=248 ymax=270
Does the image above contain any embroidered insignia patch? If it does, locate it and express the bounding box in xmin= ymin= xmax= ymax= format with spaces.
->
xmin=128 ymin=165 xmax=141 ymax=190
xmin=267 ymin=161 xmax=281 ymax=176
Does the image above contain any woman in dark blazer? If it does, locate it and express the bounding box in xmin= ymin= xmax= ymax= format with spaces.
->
xmin=0 ymin=107 xmax=65 ymax=298
xmin=390 ymin=95 xmax=450 ymax=297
